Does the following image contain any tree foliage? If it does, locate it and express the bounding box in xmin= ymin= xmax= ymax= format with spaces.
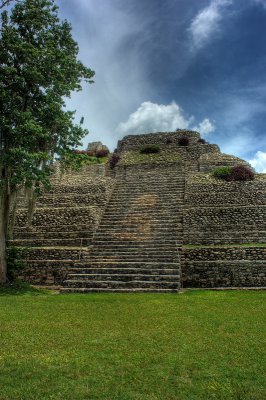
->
xmin=0 ymin=0 xmax=95 ymax=282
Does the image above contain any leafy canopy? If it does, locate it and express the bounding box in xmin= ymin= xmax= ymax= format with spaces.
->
xmin=0 ymin=0 xmax=95 ymax=193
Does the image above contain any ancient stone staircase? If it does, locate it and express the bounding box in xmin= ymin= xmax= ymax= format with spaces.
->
xmin=62 ymin=163 xmax=184 ymax=292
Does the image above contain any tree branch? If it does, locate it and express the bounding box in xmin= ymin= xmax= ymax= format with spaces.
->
xmin=0 ymin=0 xmax=18 ymax=9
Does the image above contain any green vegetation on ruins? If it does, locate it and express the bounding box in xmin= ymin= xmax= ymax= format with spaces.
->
xmin=0 ymin=290 xmax=265 ymax=400
xmin=60 ymin=152 xmax=108 ymax=172
xmin=212 ymin=165 xmax=255 ymax=181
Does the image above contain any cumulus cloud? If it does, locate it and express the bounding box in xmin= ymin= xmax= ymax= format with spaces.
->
xmin=193 ymin=118 xmax=215 ymax=137
xmin=117 ymin=101 xmax=191 ymax=135
xmin=249 ymin=151 xmax=266 ymax=172
xmin=188 ymin=0 xmax=232 ymax=49
xmin=117 ymin=101 xmax=215 ymax=137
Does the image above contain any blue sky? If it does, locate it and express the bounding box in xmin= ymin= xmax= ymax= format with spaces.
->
xmin=57 ymin=0 xmax=266 ymax=171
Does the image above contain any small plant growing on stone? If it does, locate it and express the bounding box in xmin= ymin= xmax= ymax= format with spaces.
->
xmin=230 ymin=165 xmax=254 ymax=181
xmin=213 ymin=166 xmax=232 ymax=181
xmin=140 ymin=145 xmax=160 ymax=154
xmin=198 ymin=138 xmax=206 ymax=144
xmin=212 ymin=165 xmax=254 ymax=181
xmin=109 ymin=153 xmax=120 ymax=169
xmin=178 ymin=137 xmax=189 ymax=146
xmin=95 ymin=149 xmax=109 ymax=158
xmin=166 ymin=138 xmax=172 ymax=144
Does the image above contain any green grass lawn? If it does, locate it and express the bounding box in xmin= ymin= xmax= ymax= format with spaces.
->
xmin=0 ymin=286 xmax=265 ymax=400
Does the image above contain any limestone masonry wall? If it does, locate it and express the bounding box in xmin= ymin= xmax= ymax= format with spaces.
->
xmin=199 ymin=152 xmax=251 ymax=172
xmin=184 ymin=174 xmax=266 ymax=245
xmin=11 ymin=131 xmax=266 ymax=289
xmin=185 ymin=174 xmax=266 ymax=206
xmin=182 ymin=247 xmax=266 ymax=287
xmin=117 ymin=131 xmax=201 ymax=151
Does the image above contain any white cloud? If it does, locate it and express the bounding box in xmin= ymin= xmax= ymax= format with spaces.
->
xmin=117 ymin=101 xmax=215 ymax=137
xmin=249 ymin=151 xmax=266 ymax=172
xmin=117 ymin=101 xmax=191 ymax=135
xmin=193 ymin=118 xmax=215 ymax=137
xmin=188 ymin=0 xmax=232 ymax=49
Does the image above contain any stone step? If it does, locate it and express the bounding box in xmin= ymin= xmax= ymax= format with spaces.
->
xmin=111 ymin=189 xmax=184 ymax=193
xmin=112 ymin=189 xmax=184 ymax=193
xmin=91 ymin=242 xmax=180 ymax=248
xmin=97 ymin=230 xmax=183 ymax=236
xmin=96 ymin=223 xmax=183 ymax=229
xmin=110 ymin=186 xmax=184 ymax=191
xmin=67 ymin=273 xmax=180 ymax=282
xmin=112 ymin=192 xmax=184 ymax=196
xmin=102 ymin=209 xmax=183 ymax=216
xmin=87 ymin=256 xmax=179 ymax=262
xmin=114 ymin=178 xmax=184 ymax=182
xmin=63 ymin=280 xmax=180 ymax=290
xmin=61 ymin=287 xmax=180 ymax=293
xmin=108 ymin=196 xmax=183 ymax=201
xmin=100 ymin=212 xmax=183 ymax=217
xmin=111 ymin=191 xmax=184 ymax=195
xmin=99 ymin=218 xmax=183 ymax=224
xmin=113 ymin=181 xmax=184 ymax=185
xmin=99 ymin=221 xmax=183 ymax=226
xmin=102 ymin=205 xmax=184 ymax=211
xmin=92 ymin=240 xmax=182 ymax=246
xmin=93 ymin=233 xmax=182 ymax=240
xmin=107 ymin=203 xmax=183 ymax=208
xmin=68 ymin=267 xmax=180 ymax=275
xmin=90 ymin=248 xmax=177 ymax=258
xmin=112 ymin=181 xmax=184 ymax=185
xmin=93 ymin=236 xmax=183 ymax=242
xmin=93 ymin=238 xmax=183 ymax=244
xmin=108 ymin=194 xmax=184 ymax=200
xmin=27 ymin=260 xmax=180 ymax=268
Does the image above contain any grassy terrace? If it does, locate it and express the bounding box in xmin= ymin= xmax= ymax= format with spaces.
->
xmin=0 ymin=285 xmax=265 ymax=399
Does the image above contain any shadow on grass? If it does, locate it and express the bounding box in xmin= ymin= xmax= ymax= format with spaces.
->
xmin=0 ymin=281 xmax=49 ymax=296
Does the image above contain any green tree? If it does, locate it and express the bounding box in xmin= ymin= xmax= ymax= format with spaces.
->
xmin=0 ymin=0 xmax=94 ymax=282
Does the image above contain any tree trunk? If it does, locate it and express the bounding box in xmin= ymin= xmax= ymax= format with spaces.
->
xmin=0 ymin=191 xmax=9 ymax=283
xmin=25 ymin=187 xmax=36 ymax=227
xmin=0 ymin=220 xmax=7 ymax=283
xmin=8 ymin=190 xmax=18 ymax=239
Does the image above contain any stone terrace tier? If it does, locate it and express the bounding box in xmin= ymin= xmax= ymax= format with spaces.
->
xmin=117 ymin=130 xmax=202 ymax=151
